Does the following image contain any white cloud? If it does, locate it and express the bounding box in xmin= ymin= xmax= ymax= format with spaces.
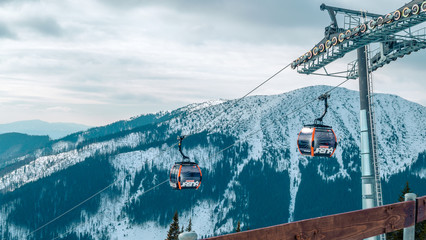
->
xmin=0 ymin=0 xmax=424 ymax=126
xmin=45 ymin=106 xmax=72 ymax=112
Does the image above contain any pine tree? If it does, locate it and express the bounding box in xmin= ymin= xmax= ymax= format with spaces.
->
xmin=398 ymin=181 xmax=411 ymax=202
xmin=166 ymin=211 xmax=180 ymax=240
xmin=186 ymin=218 xmax=192 ymax=232
xmin=235 ymin=221 xmax=241 ymax=232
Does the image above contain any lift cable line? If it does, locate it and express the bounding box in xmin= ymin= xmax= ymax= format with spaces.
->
xmin=26 ymin=176 xmax=169 ymax=238
xmin=27 ymin=78 xmax=349 ymax=239
xmin=25 ymin=46 xmax=348 ymax=238
xmin=47 ymin=179 xmax=169 ymax=240
xmin=26 ymin=133 xmax=182 ymax=238
xmin=21 ymin=2 xmax=425 ymax=239
xmin=28 ymin=61 xmax=351 ymax=237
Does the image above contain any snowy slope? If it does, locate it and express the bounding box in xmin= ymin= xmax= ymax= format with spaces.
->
xmin=0 ymin=86 xmax=425 ymax=240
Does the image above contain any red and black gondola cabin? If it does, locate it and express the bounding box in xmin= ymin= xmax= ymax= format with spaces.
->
xmin=297 ymin=124 xmax=337 ymax=157
xmin=169 ymin=162 xmax=202 ymax=190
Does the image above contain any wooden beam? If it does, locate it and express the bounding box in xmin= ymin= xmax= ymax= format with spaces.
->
xmin=203 ymin=200 xmax=417 ymax=240
xmin=417 ymin=195 xmax=426 ymax=223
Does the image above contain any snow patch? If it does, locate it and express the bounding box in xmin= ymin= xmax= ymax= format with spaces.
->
xmin=0 ymin=132 xmax=144 ymax=191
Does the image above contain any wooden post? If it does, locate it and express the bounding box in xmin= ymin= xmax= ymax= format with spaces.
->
xmin=417 ymin=195 xmax=426 ymax=223
xmin=179 ymin=232 xmax=198 ymax=240
xmin=403 ymin=193 xmax=416 ymax=240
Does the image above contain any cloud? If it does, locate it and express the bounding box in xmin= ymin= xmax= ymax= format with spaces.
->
xmin=96 ymin=0 xmax=326 ymax=46
xmin=98 ymin=0 xmax=145 ymax=10
xmin=21 ymin=16 xmax=63 ymax=37
xmin=0 ymin=0 xmax=424 ymax=126
xmin=0 ymin=0 xmax=37 ymax=5
xmin=45 ymin=106 xmax=72 ymax=112
xmin=0 ymin=22 xmax=16 ymax=38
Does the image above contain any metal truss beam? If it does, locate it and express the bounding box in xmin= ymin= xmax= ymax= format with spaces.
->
xmin=347 ymin=28 xmax=426 ymax=79
xmin=297 ymin=13 xmax=426 ymax=75
xmin=293 ymin=0 xmax=426 ymax=77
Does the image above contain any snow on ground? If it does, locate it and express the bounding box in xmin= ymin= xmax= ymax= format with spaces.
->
xmin=415 ymin=168 xmax=426 ymax=179
xmin=0 ymin=132 xmax=143 ymax=191
xmin=110 ymin=221 xmax=167 ymax=240
xmin=180 ymin=200 xmax=216 ymax=237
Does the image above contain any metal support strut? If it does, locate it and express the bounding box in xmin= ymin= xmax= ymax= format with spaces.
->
xmin=178 ymin=136 xmax=190 ymax=160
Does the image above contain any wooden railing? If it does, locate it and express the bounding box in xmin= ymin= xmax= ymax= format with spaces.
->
xmin=204 ymin=195 xmax=426 ymax=240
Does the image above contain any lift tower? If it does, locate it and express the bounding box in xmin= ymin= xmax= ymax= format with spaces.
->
xmin=291 ymin=1 xmax=426 ymax=240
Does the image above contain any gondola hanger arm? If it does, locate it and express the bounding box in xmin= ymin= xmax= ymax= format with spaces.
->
xmin=315 ymin=93 xmax=330 ymax=125
xmin=178 ymin=136 xmax=190 ymax=160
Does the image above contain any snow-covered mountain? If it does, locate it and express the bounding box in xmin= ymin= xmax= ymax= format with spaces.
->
xmin=0 ymin=86 xmax=425 ymax=240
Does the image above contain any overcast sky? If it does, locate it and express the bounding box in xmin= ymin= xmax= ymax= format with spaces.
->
xmin=0 ymin=0 xmax=424 ymax=126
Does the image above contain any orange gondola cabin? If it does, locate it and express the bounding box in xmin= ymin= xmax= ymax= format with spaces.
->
xmin=297 ymin=124 xmax=337 ymax=157
xmin=169 ymin=162 xmax=202 ymax=190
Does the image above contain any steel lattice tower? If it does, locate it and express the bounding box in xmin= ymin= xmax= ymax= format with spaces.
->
xmin=291 ymin=1 xmax=426 ymax=240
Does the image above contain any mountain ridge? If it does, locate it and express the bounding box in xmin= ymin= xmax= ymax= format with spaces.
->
xmin=0 ymin=86 xmax=425 ymax=239
xmin=0 ymin=119 xmax=92 ymax=140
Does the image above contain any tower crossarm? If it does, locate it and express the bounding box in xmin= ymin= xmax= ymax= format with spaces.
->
xmin=292 ymin=0 xmax=426 ymax=75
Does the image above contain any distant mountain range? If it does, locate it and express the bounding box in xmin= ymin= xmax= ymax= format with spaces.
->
xmin=0 ymin=86 xmax=425 ymax=240
xmin=0 ymin=120 xmax=91 ymax=140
